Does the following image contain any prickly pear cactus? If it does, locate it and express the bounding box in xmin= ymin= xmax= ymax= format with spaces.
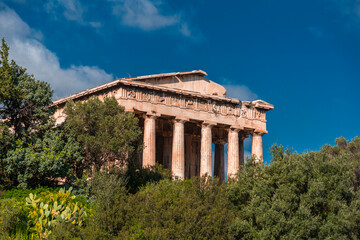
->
xmin=25 ymin=188 xmax=89 ymax=239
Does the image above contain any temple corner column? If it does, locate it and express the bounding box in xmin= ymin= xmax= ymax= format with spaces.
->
xmin=251 ymin=131 xmax=265 ymax=163
xmin=142 ymin=113 xmax=157 ymax=168
xmin=227 ymin=127 xmax=241 ymax=178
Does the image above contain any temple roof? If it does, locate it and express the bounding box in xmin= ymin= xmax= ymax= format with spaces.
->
xmin=52 ymin=70 xmax=274 ymax=111
xmin=125 ymin=70 xmax=207 ymax=80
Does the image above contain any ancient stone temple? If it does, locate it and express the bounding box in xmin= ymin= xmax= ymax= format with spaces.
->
xmin=52 ymin=70 xmax=273 ymax=181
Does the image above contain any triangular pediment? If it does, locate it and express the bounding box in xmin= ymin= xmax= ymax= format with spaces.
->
xmin=129 ymin=70 xmax=227 ymax=97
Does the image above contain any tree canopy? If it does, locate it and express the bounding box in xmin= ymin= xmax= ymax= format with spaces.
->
xmin=227 ymin=137 xmax=360 ymax=239
xmin=64 ymin=96 xmax=142 ymax=171
xmin=0 ymin=38 xmax=53 ymax=140
xmin=0 ymin=38 xmax=83 ymax=188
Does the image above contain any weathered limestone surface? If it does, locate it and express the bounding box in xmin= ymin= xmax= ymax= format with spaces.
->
xmin=142 ymin=114 xmax=156 ymax=167
xmin=227 ymin=128 xmax=240 ymax=177
xmin=200 ymin=123 xmax=213 ymax=176
xmin=52 ymin=70 xmax=273 ymax=179
xmin=252 ymin=132 xmax=264 ymax=163
xmin=172 ymin=119 xmax=186 ymax=179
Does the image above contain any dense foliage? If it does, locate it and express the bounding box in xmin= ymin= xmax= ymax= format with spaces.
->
xmin=3 ymin=129 xmax=83 ymax=188
xmin=227 ymin=137 xmax=360 ymax=239
xmin=64 ymin=96 xmax=142 ymax=171
xmin=49 ymin=137 xmax=360 ymax=240
xmin=0 ymin=38 xmax=53 ymax=140
xmin=0 ymin=38 xmax=84 ymax=188
xmin=2 ymin=138 xmax=360 ymax=239
xmin=2 ymin=37 xmax=360 ymax=239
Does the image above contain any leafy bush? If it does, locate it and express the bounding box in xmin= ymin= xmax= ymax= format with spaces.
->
xmin=118 ymin=177 xmax=233 ymax=240
xmin=0 ymin=198 xmax=28 ymax=236
xmin=125 ymin=163 xmax=172 ymax=194
xmin=3 ymin=130 xmax=83 ymax=188
xmin=0 ymin=187 xmax=59 ymax=201
xmin=227 ymin=137 xmax=360 ymax=239
xmin=89 ymin=169 xmax=129 ymax=237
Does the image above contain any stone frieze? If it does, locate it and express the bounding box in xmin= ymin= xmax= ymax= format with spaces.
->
xmin=109 ymin=85 xmax=267 ymax=121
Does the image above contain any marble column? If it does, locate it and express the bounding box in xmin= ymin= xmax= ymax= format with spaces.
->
xmin=200 ymin=123 xmax=213 ymax=176
xmin=252 ymin=132 xmax=264 ymax=163
xmin=172 ymin=119 xmax=186 ymax=179
xmin=142 ymin=114 xmax=157 ymax=167
xmin=214 ymin=139 xmax=225 ymax=182
xmin=227 ymin=127 xmax=240 ymax=177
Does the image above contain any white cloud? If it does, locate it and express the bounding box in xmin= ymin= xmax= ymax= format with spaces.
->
xmin=224 ymin=84 xmax=258 ymax=101
xmin=0 ymin=5 xmax=113 ymax=99
xmin=120 ymin=0 xmax=178 ymax=30
xmin=110 ymin=0 xmax=192 ymax=36
xmin=45 ymin=0 xmax=85 ymax=25
xmin=59 ymin=0 xmax=84 ymax=22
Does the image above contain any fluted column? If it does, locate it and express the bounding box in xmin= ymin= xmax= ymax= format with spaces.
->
xmin=142 ymin=114 xmax=157 ymax=167
xmin=172 ymin=119 xmax=186 ymax=179
xmin=252 ymin=132 xmax=264 ymax=163
xmin=200 ymin=123 xmax=213 ymax=176
xmin=214 ymin=139 xmax=225 ymax=182
xmin=227 ymin=127 xmax=240 ymax=177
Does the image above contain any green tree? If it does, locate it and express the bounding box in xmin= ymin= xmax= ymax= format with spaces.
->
xmin=64 ymin=96 xmax=142 ymax=171
xmin=0 ymin=38 xmax=83 ymax=188
xmin=227 ymin=137 xmax=360 ymax=239
xmin=3 ymin=129 xmax=83 ymax=188
xmin=0 ymin=38 xmax=53 ymax=140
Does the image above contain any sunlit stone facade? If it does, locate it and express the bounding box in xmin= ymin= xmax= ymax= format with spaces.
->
xmin=52 ymin=70 xmax=273 ymax=180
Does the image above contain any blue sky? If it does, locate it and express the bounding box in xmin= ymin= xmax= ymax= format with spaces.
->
xmin=1 ymin=0 xmax=359 ymax=163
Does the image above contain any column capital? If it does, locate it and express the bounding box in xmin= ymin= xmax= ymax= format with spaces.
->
xmin=229 ymin=126 xmax=242 ymax=133
xmin=173 ymin=117 xmax=188 ymax=124
xmin=230 ymin=125 xmax=244 ymax=131
xmin=252 ymin=131 xmax=265 ymax=136
xmin=201 ymin=122 xmax=215 ymax=128
xmin=145 ymin=112 xmax=160 ymax=118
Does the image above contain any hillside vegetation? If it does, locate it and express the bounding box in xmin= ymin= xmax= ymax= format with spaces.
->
xmin=1 ymin=38 xmax=360 ymax=239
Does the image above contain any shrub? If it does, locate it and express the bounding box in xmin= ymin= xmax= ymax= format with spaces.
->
xmin=118 ymin=177 xmax=233 ymax=240
xmin=0 ymin=198 xmax=28 ymax=236
xmin=0 ymin=186 xmax=59 ymax=201
xmin=125 ymin=163 xmax=172 ymax=194
xmin=226 ymin=137 xmax=360 ymax=239
xmin=89 ymin=169 xmax=129 ymax=237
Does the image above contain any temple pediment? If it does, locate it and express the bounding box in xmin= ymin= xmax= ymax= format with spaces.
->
xmin=126 ymin=70 xmax=227 ymax=97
